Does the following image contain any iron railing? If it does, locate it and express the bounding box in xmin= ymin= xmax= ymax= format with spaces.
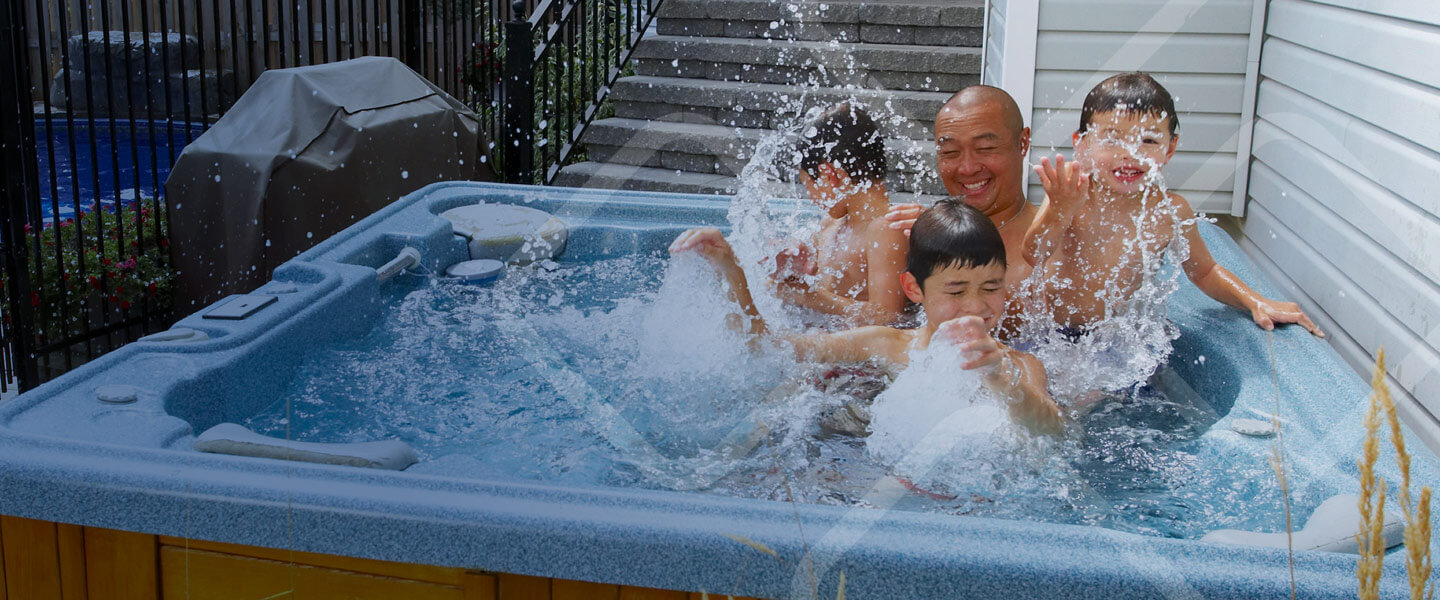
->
xmin=1 ymin=0 xmax=657 ymax=392
xmin=501 ymin=0 xmax=663 ymax=183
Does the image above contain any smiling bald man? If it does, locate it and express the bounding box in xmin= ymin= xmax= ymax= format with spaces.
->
xmin=889 ymin=85 xmax=1038 ymax=298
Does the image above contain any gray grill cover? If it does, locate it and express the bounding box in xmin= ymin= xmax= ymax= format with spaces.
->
xmin=165 ymin=56 xmax=493 ymax=310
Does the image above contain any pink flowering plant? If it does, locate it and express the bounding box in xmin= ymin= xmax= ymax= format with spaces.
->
xmin=2 ymin=198 xmax=175 ymax=344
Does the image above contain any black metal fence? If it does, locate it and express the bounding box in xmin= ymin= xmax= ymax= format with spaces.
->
xmin=0 ymin=0 xmax=661 ymax=392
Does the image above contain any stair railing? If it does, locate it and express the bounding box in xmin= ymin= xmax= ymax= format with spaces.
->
xmin=501 ymin=0 xmax=663 ymax=183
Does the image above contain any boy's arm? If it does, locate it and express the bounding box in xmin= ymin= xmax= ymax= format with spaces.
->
xmin=670 ymin=228 xmax=767 ymax=336
xmin=985 ymin=350 xmax=1064 ymax=436
xmin=1023 ymin=155 xmax=1090 ymax=267
xmin=789 ymin=326 xmax=906 ymax=365
xmin=936 ymin=318 xmax=1063 ymax=436
xmin=1170 ymin=195 xmax=1325 ymax=337
xmin=774 ymin=225 xmax=908 ymax=326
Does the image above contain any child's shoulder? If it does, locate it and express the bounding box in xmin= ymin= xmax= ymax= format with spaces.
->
xmin=1160 ymin=190 xmax=1197 ymax=216
xmin=861 ymin=213 xmax=909 ymax=246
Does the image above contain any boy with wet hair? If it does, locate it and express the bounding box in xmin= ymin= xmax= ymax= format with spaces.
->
xmin=672 ymin=200 xmax=1063 ymax=435
xmin=1025 ymin=72 xmax=1323 ymax=337
xmin=773 ymin=101 xmax=910 ymax=327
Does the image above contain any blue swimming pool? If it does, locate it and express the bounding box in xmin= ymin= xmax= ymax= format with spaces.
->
xmin=0 ymin=182 xmax=1432 ymax=599
xmin=31 ymin=118 xmax=204 ymax=220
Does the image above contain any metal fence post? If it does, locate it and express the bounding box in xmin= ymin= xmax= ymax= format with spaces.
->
xmin=503 ymin=0 xmax=534 ymax=184
xmin=0 ymin=0 xmax=41 ymax=391
xmin=402 ymin=0 xmax=424 ymax=71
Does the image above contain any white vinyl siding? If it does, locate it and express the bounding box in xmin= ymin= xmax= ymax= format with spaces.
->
xmin=1026 ymin=0 xmax=1254 ymax=215
xmin=1242 ymin=0 xmax=1440 ymax=445
xmin=983 ymin=0 xmax=1007 ymax=87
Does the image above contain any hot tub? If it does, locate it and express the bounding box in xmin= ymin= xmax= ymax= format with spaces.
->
xmin=0 ymin=181 xmax=1432 ymax=599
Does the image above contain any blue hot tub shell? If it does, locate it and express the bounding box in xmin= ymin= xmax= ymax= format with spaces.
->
xmin=0 ymin=181 xmax=1434 ymax=599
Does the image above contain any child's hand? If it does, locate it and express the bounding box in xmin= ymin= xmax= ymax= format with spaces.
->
xmin=935 ymin=316 xmax=1003 ymax=370
xmin=669 ymin=228 xmax=735 ymax=264
xmin=885 ymin=203 xmax=924 ymax=236
xmin=1250 ymin=298 xmax=1325 ymax=338
xmin=1033 ymin=154 xmax=1090 ymax=215
xmin=772 ymin=241 xmax=817 ymax=282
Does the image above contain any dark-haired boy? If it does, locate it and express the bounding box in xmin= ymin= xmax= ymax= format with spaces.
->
xmin=1025 ymin=72 xmax=1323 ymax=337
xmin=773 ymin=102 xmax=910 ymax=327
xmin=672 ymin=200 xmax=1063 ymax=435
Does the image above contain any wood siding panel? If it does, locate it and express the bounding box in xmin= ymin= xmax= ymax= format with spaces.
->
xmin=82 ymin=528 xmax=157 ymax=600
xmin=159 ymin=546 xmax=466 ymax=600
xmin=463 ymin=572 xmax=499 ymax=600
xmin=1038 ymin=0 xmax=1251 ymax=33
xmin=1267 ymin=0 xmax=1440 ymax=89
xmin=1035 ymin=31 xmax=1249 ymax=73
xmin=0 ymin=516 xmax=6 ymax=600
xmin=1033 ymin=71 xmax=1246 ymax=112
xmin=618 ymin=586 xmax=688 ymax=600
xmin=1 ymin=517 xmax=61 ymax=600
xmin=497 ymin=573 xmax=551 ymax=600
xmin=553 ymin=579 xmax=619 ymax=600
xmin=156 ymin=536 xmax=466 ymax=586
xmin=55 ymin=524 xmax=85 ymax=600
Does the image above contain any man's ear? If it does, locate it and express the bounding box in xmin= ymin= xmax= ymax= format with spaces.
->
xmin=901 ymin=272 xmax=925 ymax=304
xmin=1018 ymin=126 xmax=1031 ymax=156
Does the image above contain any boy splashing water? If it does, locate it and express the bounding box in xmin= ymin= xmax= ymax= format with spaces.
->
xmin=1022 ymin=72 xmax=1322 ymax=395
xmin=671 ymin=200 xmax=1063 ymax=436
xmin=772 ymin=102 xmax=911 ymax=327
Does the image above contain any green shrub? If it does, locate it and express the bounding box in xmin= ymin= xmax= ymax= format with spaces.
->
xmin=2 ymin=198 xmax=176 ymax=344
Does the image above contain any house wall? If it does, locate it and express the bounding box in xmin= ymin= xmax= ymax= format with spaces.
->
xmin=1241 ymin=0 xmax=1440 ymax=447
xmin=1026 ymin=0 xmax=1255 ymax=215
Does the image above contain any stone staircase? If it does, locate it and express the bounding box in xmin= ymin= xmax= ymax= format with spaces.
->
xmin=553 ymin=0 xmax=984 ymax=202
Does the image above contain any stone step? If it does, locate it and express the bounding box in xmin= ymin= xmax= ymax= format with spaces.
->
xmin=657 ymin=0 xmax=983 ymax=45
xmin=579 ymin=117 xmax=945 ymax=194
xmin=607 ymin=76 xmax=950 ymax=141
xmin=553 ymin=162 xmax=949 ymax=204
xmin=632 ymin=36 xmax=980 ymax=92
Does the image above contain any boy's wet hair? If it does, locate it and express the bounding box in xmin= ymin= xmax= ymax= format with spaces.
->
xmin=1079 ymin=72 xmax=1179 ymax=136
xmin=797 ymin=102 xmax=887 ymax=183
xmin=906 ymin=199 xmax=1007 ymax=286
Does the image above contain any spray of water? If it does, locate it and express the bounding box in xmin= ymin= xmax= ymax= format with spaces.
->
xmin=1013 ymin=126 xmax=1206 ymax=400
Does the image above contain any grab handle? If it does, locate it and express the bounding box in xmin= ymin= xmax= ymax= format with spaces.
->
xmin=376 ymin=247 xmax=421 ymax=283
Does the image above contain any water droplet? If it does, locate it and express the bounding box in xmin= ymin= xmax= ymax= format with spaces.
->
xmin=401 ymin=170 xmax=410 ymax=179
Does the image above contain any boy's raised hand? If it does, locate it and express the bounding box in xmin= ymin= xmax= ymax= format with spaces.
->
xmin=1034 ymin=154 xmax=1090 ymax=215
xmin=1251 ymin=297 xmax=1326 ymax=338
xmin=885 ymin=203 xmax=924 ymax=236
xmin=669 ymin=227 xmax=736 ymax=264
xmin=935 ymin=316 xmax=1003 ymax=370
xmin=772 ymin=241 xmax=817 ymax=282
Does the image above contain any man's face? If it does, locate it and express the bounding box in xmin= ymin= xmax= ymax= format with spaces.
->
xmin=904 ymin=261 xmax=1008 ymax=331
xmin=1073 ymin=110 xmax=1177 ymax=196
xmin=934 ymin=102 xmax=1030 ymax=215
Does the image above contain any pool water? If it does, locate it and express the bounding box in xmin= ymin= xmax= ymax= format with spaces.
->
xmin=32 ymin=118 xmax=204 ymax=220
xmin=244 ymin=242 xmax=1337 ymax=541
